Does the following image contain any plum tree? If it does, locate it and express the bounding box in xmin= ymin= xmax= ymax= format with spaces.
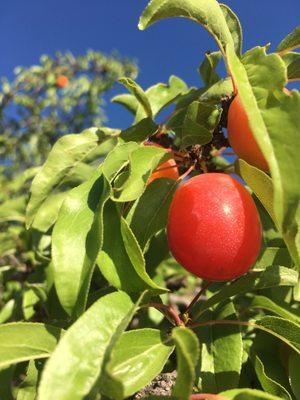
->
xmin=167 ymin=173 xmax=262 ymax=281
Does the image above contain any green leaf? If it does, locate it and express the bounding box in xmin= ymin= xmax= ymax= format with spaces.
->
xmin=227 ymin=45 xmax=300 ymax=268
xmin=200 ymin=77 xmax=233 ymax=101
xmin=196 ymin=301 xmax=243 ymax=393
xmin=0 ymin=299 xmax=15 ymax=324
xmin=0 ymin=323 xmax=62 ymax=368
xmin=247 ymin=295 xmax=300 ymax=324
xmin=120 ymin=117 xmax=158 ymax=143
xmin=112 ymin=145 xmax=170 ymax=202
xmin=98 ymin=201 xmax=166 ymax=293
xmin=277 ymin=26 xmax=300 ymax=54
xmin=135 ymin=75 xmax=188 ymax=122
xmin=112 ymin=93 xmax=139 ymax=115
xmin=281 ymin=52 xmax=300 ymax=81
xmin=119 ymin=77 xmax=153 ymax=118
xmin=255 ymin=247 xmax=293 ymax=269
xmin=169 ymin=101 xmax=221 ymax=149
xmin=127 ymin=178 xmax=177 ymax=250
xmin=138 ymin=0 xmax=236 ymax=55
xmin=172 ymin=327 xmax=199 ymax=400
xmin=220 ymin=4 xmax=243 ymax=56
xmin=52 ymin=170 xmax=110 ymax=317
xmin=199 ymin=51 xmax=222 ymax=87
xmin=100 ymin=329 xmax=174 ymax=399
xmin=221 ymin=388 xmax=282 ymax=399
xmin=102 ymin=141 xmax=139 ymax=181
xmin=17 ymin=361 xmax=40 ymax=400
xmin=254 ymin=356 xmax=292 ymax=400
xmin=289 ymin=352 xmax=300 ymax=398
xmin=26 ymin=128 xmax=101 ymax=228
xmin=0 ymin=196 xmax=26 ymax=222
xmin=193 ymin=266 xmax=298 ymax=319
xmin=235 ymin=159 xmax=276 ymax=223
xmin=31 ymin=192 xmax=67 ymax=233
xmin=0 ymin=366 xmax=14 ymax=400
xmin=252 ymin=334 xmax=292 ymax=400
xmin=38 ymin=291 xmax=141 ymax=400
xmin=255 ymin=317 xmax=300 ymax=354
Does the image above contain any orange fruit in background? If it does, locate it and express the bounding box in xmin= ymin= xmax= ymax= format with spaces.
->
xmin=56 ymin=75 xmax=69 ymax=88
xmin=227 ymin=94 xmax=269 ymax=172
xmin=144 ymin=142 xmax=179 ymax=184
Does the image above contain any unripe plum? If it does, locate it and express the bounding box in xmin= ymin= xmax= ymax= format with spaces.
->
xmin=227 ymin=95 xmax=269 ymax=172
xmin=167 ymin=173 xmax=262 ymax=281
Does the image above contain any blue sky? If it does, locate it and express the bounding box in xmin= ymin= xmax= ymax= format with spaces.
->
xmin=0 ymin=0 xmax=298 ymax=128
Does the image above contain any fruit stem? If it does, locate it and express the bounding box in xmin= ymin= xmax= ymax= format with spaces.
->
xmin=177 ymin=164 xmax=195 ymax=181
xmin=182 ymin=281 xmax=212 ymax=317
xmin=142 ymin=303 xmax=184 ymax=326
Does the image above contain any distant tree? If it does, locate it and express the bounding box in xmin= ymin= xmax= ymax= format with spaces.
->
xmin=0 ymin=50 xmax=137 ymax=173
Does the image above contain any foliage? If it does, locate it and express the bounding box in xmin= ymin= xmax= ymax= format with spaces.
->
xmin=0 ymin=1 xmax=299 ymax=399
xmin=0 ymin=50 xmax=137 ymax=173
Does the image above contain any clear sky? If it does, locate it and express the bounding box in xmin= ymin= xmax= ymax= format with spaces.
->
xmin=0 ymin=0 xmax=299 ymax=128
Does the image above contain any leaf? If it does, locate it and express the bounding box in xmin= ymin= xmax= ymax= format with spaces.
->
xmin=112 ymin=93 xmax=139 ymax=115
xmin=277 ymin=26 xmax=300 ymax=54
xmin=196 ymin=301 xmax=242 ymax=393
xmin=227 ymin=45 xmax=300 ymax=268
xmin=289 ymin=352 xmax=300 ymax=398
xmin=26 ymin=128 xmax=101 ymax=228
xmin=0 ymin=323 xmax=62 ymax=368
xmin=31 ymin=192 xmax=67 ymax=233
xmin=38 ymin=291 xmax=143 ymax=400
xmin=221 ymin=388 xmax=282 ymax=399
xmin=220 ymin=4 xmax=242 ymax=56
xmin=102 ymin=141 xmax=139 ymax=181
xmin=255 ymin=317 xmax=300 ymax=354
xmin=235 ymin=159 xmax=276 ymax=223
xmin=0 ymin=366 xmax=14 ymax=400
xmin=247 ymin=295 xmax=300 ymax=324
xmin=127 ymin=178 xmax=177 ymax=250
xmin=255 ymin=247 xmax=293 ymax=269
xmin=17 ymin=361 xmax=40 ymax=400
xmin=100 ymin=329 xmax=174 ymax=399
xmin=200 ymin=77 xmax=233 ymax=101
xmin=252 ymin=334 xmax=292 ymax=400
xmin=112 ymin=145 xmax=170 ymax=202
xmin=281 ymin=52 xmax=300 ymax=81
xmin=199 ymin=51 xmax=222 ymax=87
xmin=172 ymin=326 xmax=199 ymax=400
xmin=135 ymin=75 xmax=188 ymax=122
xmin=193 ymin=266 xmax=298 ymax=319
xmin=0 ymin=196 xmax=26 ymax=222
xmin=255 ymin=356 xmax=292 ymax=400
xmin=52 ymin=170 xmax=110 ymax=317
xmin=120 ymin=117 xmax=158 ymax=143
xmin=0 ymin=299 xmax=15 ymax=324
xmin=169 ymin=101 xmax=221 ymax=149
xmin=138 ymin=0 xmax=236 ymax=55
xmin=98 ymin=201 xmax=166 ymax=293
xmin=119 ymin=77 xmax=153 ymax=118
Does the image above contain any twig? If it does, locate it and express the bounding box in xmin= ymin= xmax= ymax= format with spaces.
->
xmin=142 ymin=303 xmax=183 ymax=326
xmin=183 ymin=281 xmax=212 ymax=317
